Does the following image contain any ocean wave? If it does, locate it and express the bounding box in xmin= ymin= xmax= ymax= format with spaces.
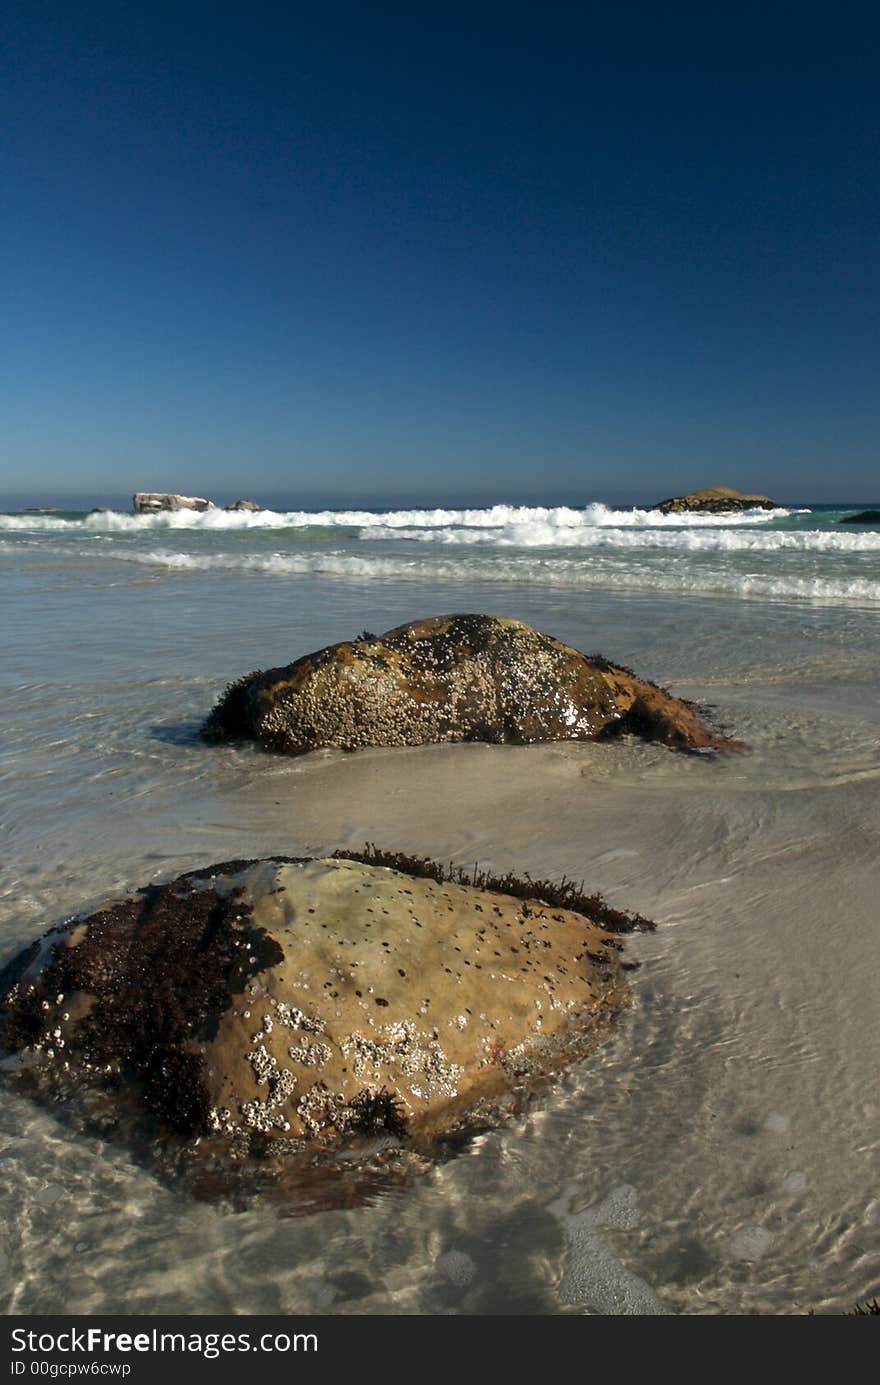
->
xmin=0 ymin=500 xmax=798 ymax=533
xmin=0 ymin=514 xmax=83 ymax=531
xmin=111 ymin=546 xmax=880 ymax=604
xmin=358 ymin=523 xmax=880 ymax=553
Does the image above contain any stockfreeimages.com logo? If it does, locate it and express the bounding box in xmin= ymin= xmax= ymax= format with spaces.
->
xmin=11 ymin=1327 xmax=317 ymax=1367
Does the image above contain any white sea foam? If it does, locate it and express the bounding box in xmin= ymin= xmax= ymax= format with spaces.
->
xmin=3 ymin=500 xmax=875 ymax=607
xmin=0 ymin=501 xmax=798 ymax=533
xmin=109 ymin=546 xmax=880 ymax=604
xmin=359 ymin=522 xmax=880 ymax=553
xmin=4 ymin=508 xmax=878 ymax=559
xmin=0 ymin=514 xmax=82 ymax=531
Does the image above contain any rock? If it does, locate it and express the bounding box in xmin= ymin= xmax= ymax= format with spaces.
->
xmin=16 ymin=507 xmax=64 ymax=514
xmin=203 ymin=614 xmax=736 ymax=756
xmin=0 ymin=852 xmax=644 ymax=1174
xmin=654 ymin=486 xmax=776 ymax=514
xmin=132 ymin=493 xmax=214 ymax=513
xmin=224 ymin=499 xmax=262 ymax=512
xmin=839 ymin=509 xmax=880 ymax=525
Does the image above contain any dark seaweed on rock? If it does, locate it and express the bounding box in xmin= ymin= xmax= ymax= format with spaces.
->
xmin=183 ymin=856 xmax=305 ymax=880
xmin=346 ymin=1085 xmax=408 ymax=1139
xmin=201 ymin=668 xmax=264 ymax=743
xmin=0 ymin=882 xmax=283 ymax=1137
xmin=331 ymin=844 xmax=656 ymax=933
xmin=584 ymin=651 xmax=640 ymax=680
xmin=847 ymin=1299 xmax=880 ymax=1316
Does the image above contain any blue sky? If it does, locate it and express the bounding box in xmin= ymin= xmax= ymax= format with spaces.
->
xmin=2 ymin=2 xmax=878 ymax=503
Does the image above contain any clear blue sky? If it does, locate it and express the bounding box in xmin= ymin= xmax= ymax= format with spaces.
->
xmin=2 ymin=1 xmax=878 ymax=504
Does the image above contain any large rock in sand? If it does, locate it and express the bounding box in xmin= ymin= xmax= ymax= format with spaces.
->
xmin=202 ymin=614 xmax=734 ymax=756
xmin=0 ymin=854 xmax=643 ymax=1172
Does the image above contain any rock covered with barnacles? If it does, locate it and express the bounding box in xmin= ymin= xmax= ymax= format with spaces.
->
xmin=0 ymin=852 xmax=649 ymax=1170
xmin=202 ymin=613 xmax=733 ymax=755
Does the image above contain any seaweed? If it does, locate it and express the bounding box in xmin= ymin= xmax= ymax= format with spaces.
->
xmin=183 ymin=856 xmax=305 ymax=880
xmin=848 ymin=1298 xmax=880 ymax=1316
xmin=331 ymin=843 xmax=656 ymax=933
xmin=585 ymin=651 xmax=640 ymax=680
xmin=201 ymin=668 xmax=262 ymax=742
xmin=1 ymin=881 xmax=284 ymax=1137
xmin=346 ymin=1086 xmax=408 ymax=1139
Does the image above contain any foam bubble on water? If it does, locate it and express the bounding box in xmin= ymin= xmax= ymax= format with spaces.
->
xmin=763 ymin=1112 xmax=790 ymax=1134
xmin=781 ymin=1171 xmax=807 ymax=1195
xmin=435 ymin=1249 xmax=477 ymax=1287
xmin=547 ymin=1183 xmax=668 ymax=1314
xmin=307 ymin=1279 xmax=337 ymax=1309
xmin=729 ymin=1226 xmax=773 ymax=1261
xmin=33 ymin=1183 xmax=64 ymax=1207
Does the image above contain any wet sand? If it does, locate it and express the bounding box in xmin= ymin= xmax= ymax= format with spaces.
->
xmin=2 ymin=731 xmax=878 ymax=1314
xmin=1 ymin=566 xmax=878 ymax=1313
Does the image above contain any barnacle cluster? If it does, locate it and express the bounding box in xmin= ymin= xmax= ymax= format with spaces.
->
xmin=202 ymin=614 xmax=730 ymax=756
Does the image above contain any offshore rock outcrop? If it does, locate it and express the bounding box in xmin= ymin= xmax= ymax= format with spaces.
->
xmin=202 ymin=614 xmax=735 ymax=756
xmin=654 ymin=486 xmax=776 ymax=514
xmin=0 ymin=853 xmax=645 ymax=1187
xmin=224 ymin=499 xmax=261 ymax=512
xmin=132 ymin=492 xmax=214 ymax=513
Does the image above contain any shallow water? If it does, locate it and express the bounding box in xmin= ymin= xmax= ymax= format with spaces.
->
xmin=1 ymin=505 xmax=879 ymax=1315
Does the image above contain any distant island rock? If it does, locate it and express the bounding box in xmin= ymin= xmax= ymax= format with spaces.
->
xmin=203 ymin=613 xmax=737 ymax=756
xmin=15 ymin=507 xmax=64 ymax=515
xmin=839 ymin=509 xmax=880 ymax=525
xmin=654 ymin=486 xmax=776 ymax=514
xmin=224 ymin=499 xmax=261 ymax=512
xmin=133 ymin=492 xmax=214 ymax=513
xmin=0 ymin=850 xmax=645 ymax=1182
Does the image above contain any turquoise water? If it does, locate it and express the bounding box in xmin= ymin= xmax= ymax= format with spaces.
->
xmin=2 ymin=500 xmax=880 ymax=606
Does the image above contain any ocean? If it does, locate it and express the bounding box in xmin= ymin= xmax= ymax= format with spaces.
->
xmin=1 ymin=497 xmax=878 ymax=1314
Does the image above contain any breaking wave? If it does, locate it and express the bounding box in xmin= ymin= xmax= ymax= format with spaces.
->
xmin=358 ymin=523 xmax=880 ymax=553
xmin=0 ymin=501 xmax=798 ymax=533
xmin=111 ymin=546 xmax=880 ymax=604
xmin=4 ymin=499 xmax=877 ymax=607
